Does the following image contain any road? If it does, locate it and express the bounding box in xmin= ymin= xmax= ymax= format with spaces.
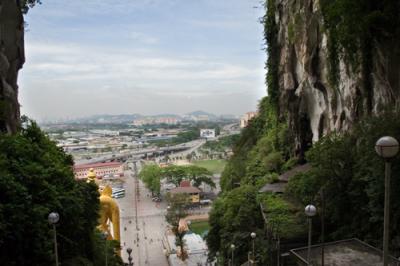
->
xmin=75 ymin=139 xmax=204 ymax=165
xmin=159 ymin=139 xmax=206 ymax=162
xmin=117 ymin=168 xmax=169 ymax=266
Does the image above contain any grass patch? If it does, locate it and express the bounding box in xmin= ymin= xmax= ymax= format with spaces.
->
xmin=192 ymin=159 xmax=227 ymax=174
xmin=189 ymin=221 xmax=210 ymax=238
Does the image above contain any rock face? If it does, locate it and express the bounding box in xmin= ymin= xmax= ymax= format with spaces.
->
xmin=272 ymin=0 xmax=400 ymax=155
xmin=0 ymin=0 xmax=25 ymax=133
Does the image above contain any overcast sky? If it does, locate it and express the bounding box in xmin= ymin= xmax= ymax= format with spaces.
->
xmin=20 ymin=0 xmax=267 ymax=121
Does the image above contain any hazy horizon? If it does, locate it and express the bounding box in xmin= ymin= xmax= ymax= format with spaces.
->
xmin=20 ymin=0 xmax=267 ymax=121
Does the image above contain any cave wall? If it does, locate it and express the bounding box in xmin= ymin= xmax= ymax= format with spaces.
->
xmin=271 ymin=0 xmax=400 ymax=155
xmin=0 ymin=0 xmax=25 ymax=133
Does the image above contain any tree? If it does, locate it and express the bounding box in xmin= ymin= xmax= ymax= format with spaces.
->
xmin=165 ymin=193 xmax=190 ymax=261
xmin=0 ymin=121 xmax=123 ymax=265
xmin=184 ymin=165 xmax=215 ymax=188
xmin=186 ymin=151 xmax=196 ymax=162
xmin=139 ymin=164 xmax=216 ymax=194
xmin=287 ymin=110 xmax=400 ymax=253
xmin=162 ymin=165 xmax=187 ymax=186
xmin=138 ymin=164 xmax=161 ymax=195
xmin=207 ymin=185 xmax=267 ymax=265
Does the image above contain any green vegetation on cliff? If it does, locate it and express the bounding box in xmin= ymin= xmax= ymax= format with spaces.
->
xmin=220 ymin=97 xmax=294 ymax=192
xmin=320 ymin=0 xmax=400 ymax=91
xmin=207 ymin=1 xmax=400 ymax=264
xmin=207 ymin=98 xmax=304 ymax=265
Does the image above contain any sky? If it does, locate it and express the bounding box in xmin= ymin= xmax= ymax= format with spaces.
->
xmin=20 ymin=0 xmax=267 ymax=121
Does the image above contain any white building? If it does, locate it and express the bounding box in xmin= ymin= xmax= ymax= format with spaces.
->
xmin=200 ymin=129 xmax=215 ymax=139
xmin=240 ymin=111 xmax=257 ymax=128
xmin=73 ymin=162 xmax=124 ymax=179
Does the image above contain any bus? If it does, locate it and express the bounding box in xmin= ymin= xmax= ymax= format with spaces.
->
xmin=112 ymin=188 xmax=125 ymax=199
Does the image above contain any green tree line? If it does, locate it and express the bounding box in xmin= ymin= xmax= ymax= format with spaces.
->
xmin=138 ymin=164 xmax=216 ymax=195
xmin=0 ymin=121 xmax=122 ymax=265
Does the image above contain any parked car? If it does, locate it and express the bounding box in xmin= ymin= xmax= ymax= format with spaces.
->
xmin=152 ymin=197 xmax=162 ymax=202
xmin=200 ymin=199 xmax=212 ymax=205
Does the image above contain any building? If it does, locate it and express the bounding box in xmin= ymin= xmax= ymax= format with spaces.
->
xmin=169 ymin=180 xmax=201 ymax=203
xmin=240 ymin=111 xmax=257 ymax=128
xmin=200 ymin=129 xmax=216 ymax=139
xmin=132 ymin=116 xmax=180 ymax=126
xmin=73 ymin=162 xmax=124 ymax=179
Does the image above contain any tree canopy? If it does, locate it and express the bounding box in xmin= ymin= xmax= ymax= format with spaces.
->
xmin=287 ymin=110 xmax=400 ymax=250
xmin=0 ymin=121 xmax=122 ymax=265
xmin=206 ymin=185 xmax=267 ymax=264
xmin=165 ymin=193 xmax=190 ymax=261
xmin=139 ymin=164 xmax=216 ymax=194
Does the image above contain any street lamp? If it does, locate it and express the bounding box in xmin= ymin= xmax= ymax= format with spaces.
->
xmin=126 ymin=247 xmax=133 ymax=266
xmin=375 ymin=136 xmax=399 ymax=266
xmin=48 ymin=212 xmax=60 ymax=266
xmin=305 ymin=204 xmax=317 ymax=265
xmin=101 ymin=231 xmax=109 ymax=266
xmin=230 ymin=244 xmax=235 ymax=266
xmin=250 ymin=232 xmax=256 ymax=265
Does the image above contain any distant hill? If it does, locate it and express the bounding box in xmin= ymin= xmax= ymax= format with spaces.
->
xmin=44 ymin=111 xmax=237 ymax=124
xmin=186 ymin=110 xmax=216 ymax=117
xmin=67 ymin=114 xmax=143 ymax=124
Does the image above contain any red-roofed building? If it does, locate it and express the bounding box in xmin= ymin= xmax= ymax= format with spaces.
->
xmin=170 ymin=180 xmax=201 ymax=203
xmin=180 ymin=180 xmax=191 ymax=187
xmin=73 ymin=162 xmax=124 ymax=179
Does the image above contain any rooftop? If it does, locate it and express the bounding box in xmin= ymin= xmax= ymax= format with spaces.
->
xmin=259 ymin=163 xmax=311 ymax=194
xmin=74 ymin=161 xmax=122 ymax=170
xmin=278 ymin=163 xmax=311 ymax=182
xmin=290 ymin=238 xmax=400 ymax=266
xmin=170 ymin=186 xmax=201 ymax=194
xmin=258 ymin=182 xmax=286 ymax=193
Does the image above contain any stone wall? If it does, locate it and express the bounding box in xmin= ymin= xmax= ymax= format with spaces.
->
xmin=0 ymin=0 xmax=24 ymax=133
xmin=272 ymin=0 xmax=400 ymax=154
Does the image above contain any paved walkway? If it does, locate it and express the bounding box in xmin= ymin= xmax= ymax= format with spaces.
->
xmin=117 ymin=169 xmax=169 ymax=266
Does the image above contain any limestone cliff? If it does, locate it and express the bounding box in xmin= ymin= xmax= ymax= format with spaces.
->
xmin=267 ymin=0 xmax=400 ymax=156
xmin=0 ymin=0 xmax=25 ymax=133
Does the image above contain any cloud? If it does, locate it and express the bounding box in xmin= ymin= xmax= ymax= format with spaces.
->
xmin=20 ymin=0 xmax=266 ymax=121
xmin=24 ymin=41 xmax=261 ymax=87
xmin=128 ymin=31 xmax=159 ymax=45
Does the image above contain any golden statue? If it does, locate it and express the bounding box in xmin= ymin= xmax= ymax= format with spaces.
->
xmin=97 ymin=185 xmax=121 ymax=243
xmin=84 ymin=170 xmax=121 ymax=254
xmin=86 ymin=168 xmax=97 ymax=183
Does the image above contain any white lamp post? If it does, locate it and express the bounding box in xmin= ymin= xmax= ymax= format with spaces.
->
xmin=230 ymin=244 xmax=235 ymax=266
xmin=48 ymin=212 xmax=60 ymax=266
xmin=305 ymin=205 xmax=317 ymax=265
xmin=375 ymin=136 xmax=399 ymax=266
xmin=250 ymin=232 xmax=256 ymax=265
